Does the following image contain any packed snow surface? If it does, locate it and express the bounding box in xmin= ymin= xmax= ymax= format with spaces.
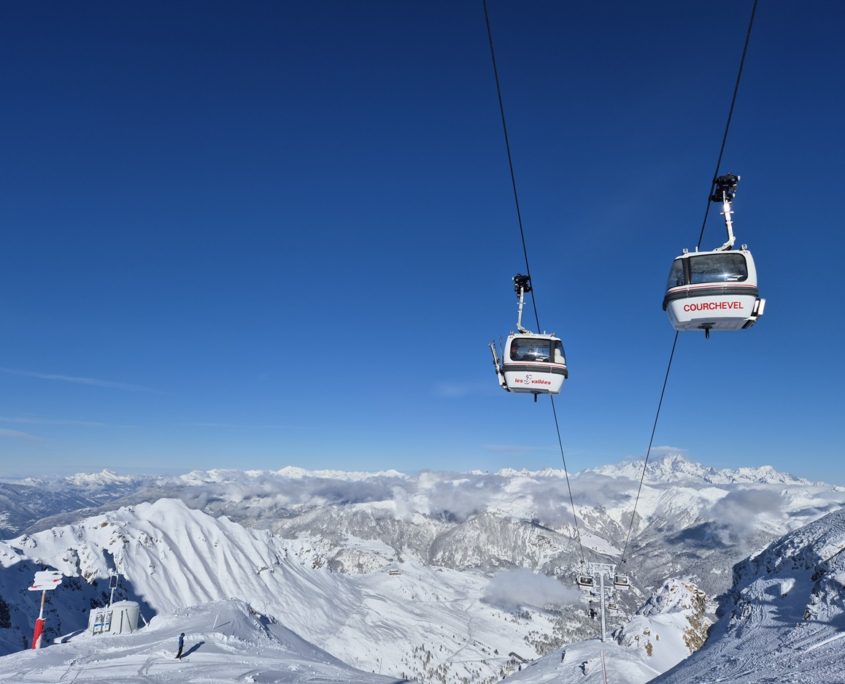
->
xmin=0 ymin=599 xmax=397 ymax=683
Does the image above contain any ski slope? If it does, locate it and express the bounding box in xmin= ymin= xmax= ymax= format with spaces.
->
xmin=0 ymin=599 xmax=398 ymax=683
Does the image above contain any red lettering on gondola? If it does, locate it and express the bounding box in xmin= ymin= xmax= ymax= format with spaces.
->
xmin=682 ymin=301 xmax=744 ymax=312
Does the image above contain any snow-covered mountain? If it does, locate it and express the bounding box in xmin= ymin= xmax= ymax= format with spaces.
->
xmin=500 ymin=508 xmax=845 ymax=684
xmin=585 ymin=452 xmax=814 ymax=486
xmin=500 ymin=578 xmax=713 ymax=683
xmin=0 ymin=470 xmax=147 ymax=536
xmin=0 ymin=454 xmax=842 ymax=683
xmin=0 ymin=499 xmax=568 ymax=682
xmin=654 ymin=507 xmax=845 ymax=683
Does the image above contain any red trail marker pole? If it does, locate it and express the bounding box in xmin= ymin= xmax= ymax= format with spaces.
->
xmin=28 ymin=570 xmax=63 ymax=650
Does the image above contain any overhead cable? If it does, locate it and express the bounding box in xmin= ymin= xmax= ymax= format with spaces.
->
xmin=696 ymin=0 xmax=759 ymax=250
xmin=482 ymin=0 xmax=585 ymax=563
xmin=621 ymin=0 xmax=760 ymax=567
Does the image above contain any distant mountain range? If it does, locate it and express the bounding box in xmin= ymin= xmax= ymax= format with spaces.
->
xmin=0 ymin=453 xmax=842 ymax=683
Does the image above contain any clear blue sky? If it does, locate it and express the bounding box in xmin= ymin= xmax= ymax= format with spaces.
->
xmin=1 ymin=1 xmax=843 ymax=481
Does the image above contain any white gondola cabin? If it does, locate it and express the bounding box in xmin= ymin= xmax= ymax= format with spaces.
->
xmin=663 ymin=247 xmax=764 ymax=332
xmin=490 ymin=274 xmax=568 ymax=398
xmin=498 ymin=333 xmax=567 ymax=395
xmin=663 ymin=174 xmax=765 ymax=335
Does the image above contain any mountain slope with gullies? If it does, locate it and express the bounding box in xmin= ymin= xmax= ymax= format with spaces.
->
xmin=654 ymin=506 xmax=845 ymax=683
xmin=0 ymin=499 xmax=574 ymax=683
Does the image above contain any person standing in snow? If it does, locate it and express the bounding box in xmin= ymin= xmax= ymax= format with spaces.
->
xmin=176 ymin=632 xmax=185 ymax=660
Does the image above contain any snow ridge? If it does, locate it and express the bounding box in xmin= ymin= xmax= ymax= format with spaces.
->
xmin=587 ymin=451 xmax=810 ymax=485
xmin=655 ymin=507 xmax=845 ymax=683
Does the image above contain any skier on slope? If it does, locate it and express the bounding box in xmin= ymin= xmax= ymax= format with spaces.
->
xmin=176 ymin=632 xmax=185 ymax=660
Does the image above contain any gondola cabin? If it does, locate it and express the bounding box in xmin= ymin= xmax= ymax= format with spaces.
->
xmin=663 ymin=247 xmax=765 ymax=333
xmin=489 ymin=274 xmax=569 ymax=398
xmin=500 ymin=333 xmax=567 ymax=395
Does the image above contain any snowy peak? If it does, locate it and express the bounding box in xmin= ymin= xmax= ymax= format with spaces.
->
xmin=587 ymin=452 xmax=716 ymax=483
xmin=177 ymin=466 xmax=410 ymax=486
xmin=720 ymin=464 xmax=810 ymax=485
xmin=63 ymin=469 xmax=138 ymax=487
xmin=588 ymin=452 xmax=807 ymax=486
xmin=644 ymin=453 xmax=718 ymax=483
xmin=495 ymin=467 xmax=569 ymax=479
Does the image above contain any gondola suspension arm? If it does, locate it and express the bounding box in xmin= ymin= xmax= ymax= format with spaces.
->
xmin=713 ymin=173 xmax=740 ymax=251
xmin=514 ymin=273 xmax=531 ymax=334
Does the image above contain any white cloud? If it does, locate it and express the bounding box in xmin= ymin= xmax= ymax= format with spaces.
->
xmin=0 ymin=416 xmax=110 ymax=427
xmin=709 ymin=487 xmax=785 ymax=543
xmin=484 ymin=568 xmax=581 ymax=611
xmin=0 ymin=367 xmax=156 ymax=393
xmin=483 ymin=443 xmax=551 ymax=455
xmin=186 ymin=422 xmax=292 ymax=430
xmin=0 ymin=428 xmax=41 ymax=441
xmin=432 ymin=381 xmax=492 ymax=398
xmin=650 ymin=446 xmax=689 ymax=459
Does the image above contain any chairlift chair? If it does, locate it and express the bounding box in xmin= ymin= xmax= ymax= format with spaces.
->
xmin=663 ymin=175 xmax=765 ymax=336
xmin=613 ymin=574 xmax=630 ymax=590
xmin=576 ymin=574 xmax=594 ymax=590
xmin=490 ymin=275 xmax=568 ymax=397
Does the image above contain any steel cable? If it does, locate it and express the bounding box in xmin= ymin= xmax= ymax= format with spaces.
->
xmin=620 ymin=0 xmax=759 ymax=567
xmin=618 ymin=331 xmax=679 ymax=564
xmin=483 ymin=0 xmax=585 ymax=563
xmin=696 ymin=0 xmax=759 ymax=250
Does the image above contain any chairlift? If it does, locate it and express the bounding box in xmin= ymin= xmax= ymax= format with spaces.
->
xmin=490 ymin=275 xmax=568 ymax=399
xmin=576 ymin=574 xmax=594 ymax=590
xmin=663 ymin=175 xmax=765 ymax=336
